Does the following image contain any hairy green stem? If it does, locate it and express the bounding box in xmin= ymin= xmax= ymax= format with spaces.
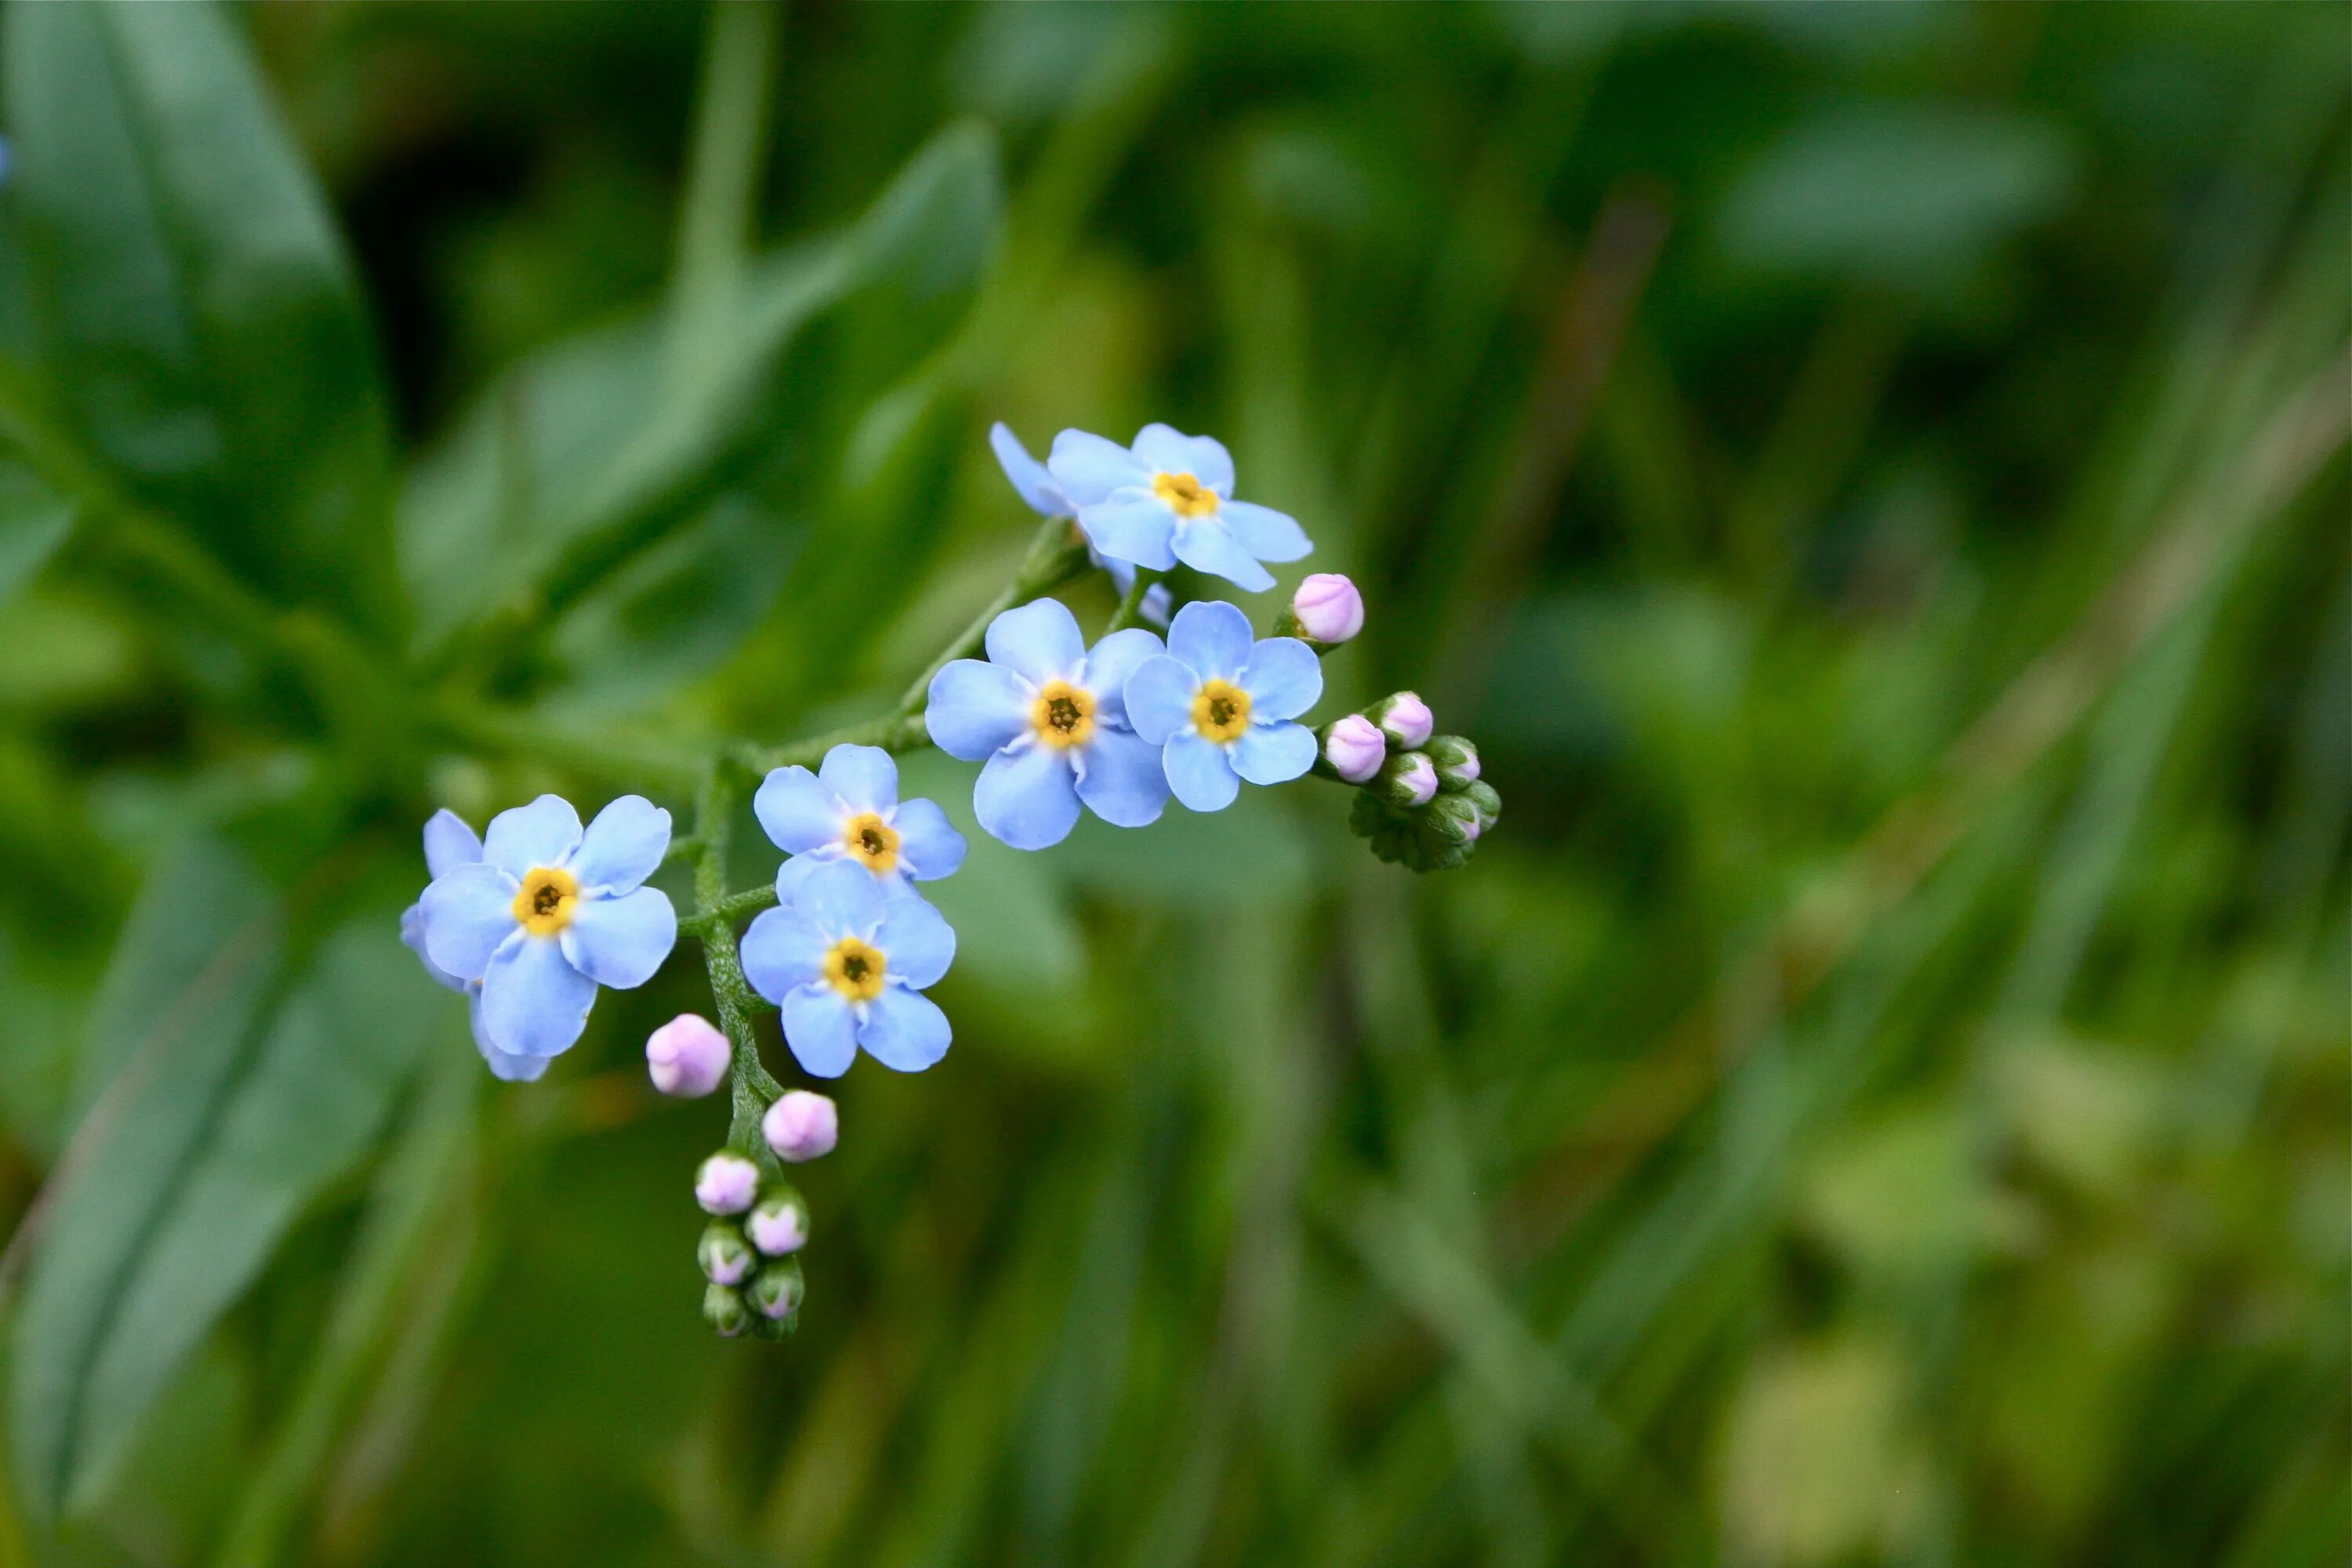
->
xmin=691 ymin=770 xmax=785 ymax=1159
xmin=1104 ymin=565 xmax=1163 ymax=634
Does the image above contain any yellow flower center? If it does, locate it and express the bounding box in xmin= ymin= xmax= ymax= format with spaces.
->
xmin=1191 ymin=677 xmax=1251 ymax=744
xmin=823 ymin=935 xmax=887 ymax=1002
xmin=1152 ymin=470 xmax=1220 ymax=518
xmin=841 ymin=811 xmax=901 ymax=873
xmin=1031 ymin=678 xmax=1097 ymax=750
xmin=511 ymin=866 xmax=579 ymax=936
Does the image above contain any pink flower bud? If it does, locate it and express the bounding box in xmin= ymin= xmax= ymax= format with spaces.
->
xmin=1290 ymin=573 xmax=1364 ymax=644
xmin=747 ymin=1191 xmax=809 ymax=1255
xmin=695 ymin=1152 xmax=760 ymax=1215
xmin=1377 ymin=691 xmax=1434 ymax=750
xmin=647 ymin=1014 xmax=730 ymax=1098
xmin=1323 ymin=715 xmax=1387 ymax=782
xmin=1381 ymin=752 xmax=1439 ymax=808
xmin=763 ymin=1091 xmax=839 ymax=1163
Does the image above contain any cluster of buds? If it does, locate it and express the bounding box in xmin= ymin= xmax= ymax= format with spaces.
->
xmin=1319 ymin=693 xmax=1500 ymax=872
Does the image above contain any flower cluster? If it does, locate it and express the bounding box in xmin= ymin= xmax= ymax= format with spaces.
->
xmin=1326 ymin=695 xmax=1502 ymax=872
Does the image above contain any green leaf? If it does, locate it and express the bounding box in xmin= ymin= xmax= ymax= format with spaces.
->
xmin=9 ymin=843 xmax=437 ymax=1519
xmin=0 ymin=460 xmax=73 ymax=605
xmin=2 ymin=0 xmax=396 ymax=634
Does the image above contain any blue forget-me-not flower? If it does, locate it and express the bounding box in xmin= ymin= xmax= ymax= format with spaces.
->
xmin=1123 ymin=599 xmax=1324 ymax=812
xmin=757 ymin=744 xmax=967 ymax=903
xmin=401 ymin=810 xmax=549 ymax=1082
xmin=990 ymin=422 xmax=1171 ymax=626
xmin=418 ymin=794 xmax=678 ymax=1064
xmin=1046 ymin=423 xmax=1310 ymax=593
xmin=739 ymin=859 xmax=956 ymax=1076
xmin=925 ymin=597 xmax=1169 ymax=849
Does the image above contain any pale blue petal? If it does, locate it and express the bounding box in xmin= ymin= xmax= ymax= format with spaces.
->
xmin=788 ymin=858 xmax=887 ymax=937
xmin=780 ymin=984 xmax=858 ymax=1078
xmin=1163 ymin=731 xmax=1241 ymax=813
xmin=875 ymin=896 xmax=955 ymax=989
xmin=989 ymin=422 xmax=1067 ymax=516
xmin=1132 ymin=424 xmax=1235 ymax=494
xmin=481 ymin=795 xmax=583 ymax=878
xmin=889 ymin=798 xmax=967 ymax=880
xmin=984 ymin=597 xmax=1087 ymax=685
xmin=1231 ymin=720 xmax=1319 ymax=786
xmin=1166 ymin=598 xmax=1254 ymax=681
xmin=740 ymin=905 xmax=829 ymax=1002
xmin=479 ymin=934 xmax=596 ymax=1058
xmin=1082 ymin=627 xmax=1164 ymax=726
xmin=568 ymin=795 xmax=670 ymax=893
xmin=975 ymin=740 xmax=1081 ymax=850
xmin=1121 ymin=654 xmax=1197 ymax=746
xmin=1047 ymin=427 xmax=1150 ymax=505
xmin=422 ymin=810 xmax=482 ymax=879
xmin=558 ymin=886 xmax=676 ymax=989
xmin=1171 ymin=519 xmax=1275 ymax=592
xmin=1076 ymin=497 xmax=1178 ymax=571
xmin=1221 ymin=499 xmax=1312 ymax=562
xmin=857 ymin=988 xmax=952 ymax=1073
xmin=1075 ymin=727 xmax=1170 ymax=827
xmin=420 ymin=864 xmax=519 ymax=982
xmin=471 ymin=991 xmax=550 ymax=1082
xmin=1239 ymin=637 xmax=1323 ymax=720
xmin=1142 ymin=583 xmax=1173 ymax=626
xmin=924 ymin=660 xmax=1031 ymax=762
xmin=818 ymin=744 xmax=898 ymax=815
xmin=401 ymin=902 xmax=469 ymax=993
xmin=754 ymin=766 xmax=840 ymax=854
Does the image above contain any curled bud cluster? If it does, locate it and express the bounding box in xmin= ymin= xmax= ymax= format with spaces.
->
xmin=1331 ymin=693 xmax=1500 ymax=872
xmin=693 ymin=1085 xmax=834 ymax=1340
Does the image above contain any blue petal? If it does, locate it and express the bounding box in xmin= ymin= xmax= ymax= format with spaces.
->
xmin=754 ymin=766 xmax=841 ymax=854
xmin=479 ymin=934 xmax=596 ymax=1058
xmin=989 ymin=422 xmax=1068 ymax=516
xmin=740 ymin=905 xmax=829 ymax=1002
xmin=1082 ymin=627 xmax=1164 ymax=726
xmin=788 ymin=858 xmax=887 ymax=937
xmin=856 ymin=987 xmax=952 ymax=1073
xmin=1120 ymin=654 xmax=1197 ymax=746
xmin=889 ymin=798 xmax=967 ymax=880
xmin=471 ymin=991 xmax=550 ymax=1082
xmin=1131 ymin=424 xmax=1235 ymax=494
xmin=984 ymin=597 xmax=1087 ymax=685
xmin=875 ymin=895 xmax=955 ymax=989
xmin=818 ymin=744 xmax=898 ymax=815
xmin=1047 ymin=427 xmax=1150 ymax=505
xmin=1239 ymin=637 xmax=1323 ymax=720
xmin=568 ymin=795 xmax=670 ymax=893
xmin=419 ymin=864 xmax=518 ymax=982
xmin=1142 ymin=583 xmax=1174 ymax=626
xmin=423 ymin=810 xmax=482 ymax=879
xmin=401 ymin=902 xmax=470 ymax=993
xmin=1076 ymin=497 xmax=1178 ymax=572
xmin=1075 ymin=726 xmax=1170 ymax=828
xmin=1171 ymin=518 xmax=1275 ymax=592
xmin=1166 ymin=598 xmax=1254 ymax=681
xmin=1163 ymin=731 xmax=1241 ymax=813
xmin=780 ymin=983 xmax=858 ymax=1077
xmin=925 ymin=660 xmax=1033 ymax=762
xmin=482 ymin=795 xmax=583 ymax=878
xmin=1230 ymin=720 xmax=1319 ymax=786
xmin=974 ymin=740 xmax=1081 ymax=850
xmin=559 ymin=886 xmax=676 ymax=988
xmin=1221 ymin=499 xmax=1311 ymax=562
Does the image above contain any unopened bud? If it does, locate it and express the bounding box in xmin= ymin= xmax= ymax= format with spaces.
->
xmin=1289 ymin=573 xmax=1364 ymax=645
xmin=1422 ymin=735 xmax=1480 ymax=790
xmin=747 ymin=1258 xmax=806 ymax=1321
xmin=647 ymin=1014 xmax=730 ymax=1098
xmin=746 ymin=1189 xmax=809 ymax=1256
xmin=1369 ymin=691 xmax=1433 ymax=749
xmin=1374 ymin=751 xmax=1439 ymax=808
xmin=702 ymin=1282 xmax=750 ymax=1338
xmin=762 ymin=1090 xmax=838 ymax=1163
xmin=695 ymin=1152 xmax=760 ymax=1215
xmin=1425 ymin=792 xmax=1483 ymax=847
xmin=1319 ymin=715 xmax=1387 ymax=783
xmin=698 ymin=1221 xmax=754 ymax=1286
xmin=1462 ymin=779 xmax=1502 ymax=829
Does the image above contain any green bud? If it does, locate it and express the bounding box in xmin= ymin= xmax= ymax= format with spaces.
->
xmin=1462 ymin=779 xmax=1501 ymax=827
xmin=698 ymin=1220 xmax=754 ymax=1286
xmin=750 ymin=1309 xmax=800 ymax=1341
xmin=1425 ymin=791 xmax=1481 ymax=847
xmin=702 ymin=1282 xmax=750 ymax=1338
xmin=1372 ymin=750 xmax=1439 ymax=809
xmin=1422 ymin=735 xmax=1481 ymax=792
xmin=747 ymin=1257 xmax=806 ymax=1322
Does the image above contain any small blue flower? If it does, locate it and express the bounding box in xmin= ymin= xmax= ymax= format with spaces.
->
xmin=1045 ymin=423 xmax=1311 ymax=593
xmin=417 ymin=794 xmax=678 ymax=1065
xmin=756 ymin=744 xmax=967 ymax=904
xmin=925 ymin=597 xmax=1171 ymax=850
xmin=990 ymin=422 xmax=1170 ymax=626
xmin=401 ymin=809 xmax=547 ymax=1082
xmin=1123 ymin=600 xmax=1323 ymax=812
xmin=739 ymin=860 xmax=956 ymax=1077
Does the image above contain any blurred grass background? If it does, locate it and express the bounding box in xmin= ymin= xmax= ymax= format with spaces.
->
xmin=0 ymin=3 xmax=2346 ymax=1566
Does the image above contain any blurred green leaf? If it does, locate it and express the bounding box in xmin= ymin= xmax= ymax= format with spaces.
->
xmin=0 ymin=460 xmax=73 ymax=605
xmin=2 ymin=0 xmax=397 ymax=633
